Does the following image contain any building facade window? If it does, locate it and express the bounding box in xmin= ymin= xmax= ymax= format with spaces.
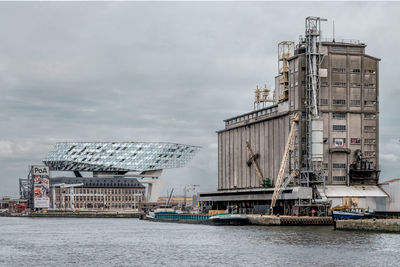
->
xmin=333 ymin=176 xmax=346 ymax=182
xmin=364 ymin=138 xmax=376 ymax=144
xmin=333 ymin=113 xmax=346 ymax=119
xmin=332 ymin=68 xmax=346 ymax=73
xmin=350 ymin=100 xmax=361 ymax=106
xmin=350 ymin=138 xmax=361 ymax=144
xmin=332 ymin=82 xmax=346 ymax=87
xmin=350 ymin=83 xmax=361 ymax=87
xmin=364 ymin=151 xmax=376 ymax=157
xmin=320 ymin=99 xmax=328 ymax=105
xmin=364 ymin=126 xmax=376 ymax=132
xmin=365 ymin=114 xmax=376 ymax=119
xmin=333 ymin=99 xmax=346 ymax=105
xmin=333 ymin=163 xmax=346 ymax=169
xmin=364 ymin=100 xmax=377 ymax=106
xmin=351 ymin=69 xmax=361 ymax=73
xmin=333 ymin=125 xmax=346 ymax=131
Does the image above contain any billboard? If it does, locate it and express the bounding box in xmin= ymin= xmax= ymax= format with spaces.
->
xmin=32 ymin=166 xmax=50 ymax=209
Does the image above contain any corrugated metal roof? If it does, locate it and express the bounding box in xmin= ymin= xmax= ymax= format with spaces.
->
xmin=323 ymin=185 xmax=388 ymax=198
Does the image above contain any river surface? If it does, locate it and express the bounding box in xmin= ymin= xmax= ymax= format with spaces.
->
xmin=0 ymin=217 xmax=399 ymax=267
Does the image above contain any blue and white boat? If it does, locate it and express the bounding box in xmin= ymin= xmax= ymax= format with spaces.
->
xmin=332 ymin=210 xmax=364 ymax=220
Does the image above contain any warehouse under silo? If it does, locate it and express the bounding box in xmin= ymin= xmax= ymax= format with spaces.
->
xmin=199 ymin=17 xmax=387 ymax=215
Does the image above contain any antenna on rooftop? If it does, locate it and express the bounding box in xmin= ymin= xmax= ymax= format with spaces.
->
xmin=333 ymin=20 xmax=335 ymax=42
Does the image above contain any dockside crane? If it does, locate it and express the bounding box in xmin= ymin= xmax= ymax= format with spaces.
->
xmin=270 ymin=113 xmax=300 ymax=213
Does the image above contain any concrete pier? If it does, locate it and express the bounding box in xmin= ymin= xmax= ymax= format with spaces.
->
xmin=335 ymin=219 xmax=400 ymax=233
xmin=247 ymin=215 xmax=332 ymax=226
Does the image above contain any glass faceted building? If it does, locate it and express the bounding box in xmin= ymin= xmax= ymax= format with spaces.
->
xmin=43 ymin=142 xmax=200 ymax=173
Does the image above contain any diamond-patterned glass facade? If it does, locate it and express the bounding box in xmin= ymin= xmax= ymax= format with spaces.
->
xmin=43 ymin=142 xmax=200 ymax=172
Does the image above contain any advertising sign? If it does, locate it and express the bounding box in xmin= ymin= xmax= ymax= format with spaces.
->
xmin=32 ymin=166 xmax=50 ymax=209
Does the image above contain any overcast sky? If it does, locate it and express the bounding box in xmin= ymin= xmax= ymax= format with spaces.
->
xmin=1 ymin=2 xmax=400 ymax=197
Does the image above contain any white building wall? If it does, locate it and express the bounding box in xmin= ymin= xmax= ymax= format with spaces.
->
xmin=380 ymin=180 xmax=400 ymax=211
xmin=329 ymin=197 xmax=378 ymax=210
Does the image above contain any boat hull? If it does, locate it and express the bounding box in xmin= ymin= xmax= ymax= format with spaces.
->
xmin=208 ymin=214 xmax=249 ymax=226
xmin=332 ymin=211 xmax=364 ymax=220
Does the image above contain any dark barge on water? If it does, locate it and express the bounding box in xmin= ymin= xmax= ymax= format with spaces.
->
xmin=143 ymin=211 xmax=249 ymax=226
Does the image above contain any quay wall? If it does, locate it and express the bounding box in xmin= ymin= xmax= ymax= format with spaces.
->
xmin=29 ymin=211 xmax=143 ymax=218
xmin=247 ymin=215 xmax=332 ymax=225
xmin=336 ymin=219 xmax=400 ymax=232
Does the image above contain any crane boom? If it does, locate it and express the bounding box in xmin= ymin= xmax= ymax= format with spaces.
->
xmin=245 ymin=141 xmax=265 ymax=186
xmin=165 ymin=188 xmax=174 ymax=207
xmin=270 ymin=113 xmax=299 ymax=213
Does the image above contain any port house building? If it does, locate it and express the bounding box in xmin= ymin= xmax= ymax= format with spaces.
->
xmin=200 ymin=35 xmax=387 ymax=214
xmin=37 ymin=142 xmax=199 ymax=210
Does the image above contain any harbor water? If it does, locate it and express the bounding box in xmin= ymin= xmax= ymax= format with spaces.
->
xmin=1 ymin=217 xmax=399 ymax=266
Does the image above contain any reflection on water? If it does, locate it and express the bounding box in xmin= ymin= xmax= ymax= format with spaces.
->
xmin=0 ymin=218 xmax=399 ymax=267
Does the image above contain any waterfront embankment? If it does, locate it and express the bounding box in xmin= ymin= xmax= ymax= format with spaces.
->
xmin=2 ymin=210 xmax=143 ymax=218
xmin=247 ymin=215 xmax=333 ymax=225
xmin=335 ymin=219 xmax=400 ymax=233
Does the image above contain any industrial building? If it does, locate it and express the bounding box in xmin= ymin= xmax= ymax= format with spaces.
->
xmin=20 ymin=142 xmax=200 ymax=210
xmin=51 ymin=177 xmax=145 ymax=210
xmin=0 ymin=197 xmax=28 ymax=213
xmin=200 ymin=17 xmax=385 ymax=215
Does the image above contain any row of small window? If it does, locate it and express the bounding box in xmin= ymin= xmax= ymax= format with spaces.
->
xmin=301 ymin=150 xmax=375 ymax=158
xmin=324 ymin=161 xmax=379 ymax=170
xmin=320 ymin=99 xmax=377 ymax=106
xmin=299 ymin=81 xmax=376 ymax=88
xmin=75 ymin=188 xmax=142 ymax=194
xmin=303 ymin=137 xmax=376 ymax=144
xmin=331 ymin=46 xmax=362 ymax=52
xmin=323 ymin=138 xmax=376 ymax=145
xmin=331 ymin=113 xmax=376 ymax=120
xmin=331 ymin=68 xmax=376 ymax=74
xmin=320 ymin=82 xmax=376 ymax=88
xmin=332 ymin=163 xmax=346 ymax=169
xmin=292 ymin=67 xmax=374 ymax=74
xmin=74 ymin=204 xmax=137 ymax=209
xmin=323 ymin=163 xmax=345 ymax=169
xmin=332 ymin=125 xmax=376 ymax=132
xmin=74 ymin=196 xmax=142 ymax=202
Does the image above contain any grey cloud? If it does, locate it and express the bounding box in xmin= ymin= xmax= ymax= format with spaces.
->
xmin=1 ymin=2 xmax=400 ymax=197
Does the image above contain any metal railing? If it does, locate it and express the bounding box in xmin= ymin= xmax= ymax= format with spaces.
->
xmin=320 ymin=38 xmax=362 ymax=45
